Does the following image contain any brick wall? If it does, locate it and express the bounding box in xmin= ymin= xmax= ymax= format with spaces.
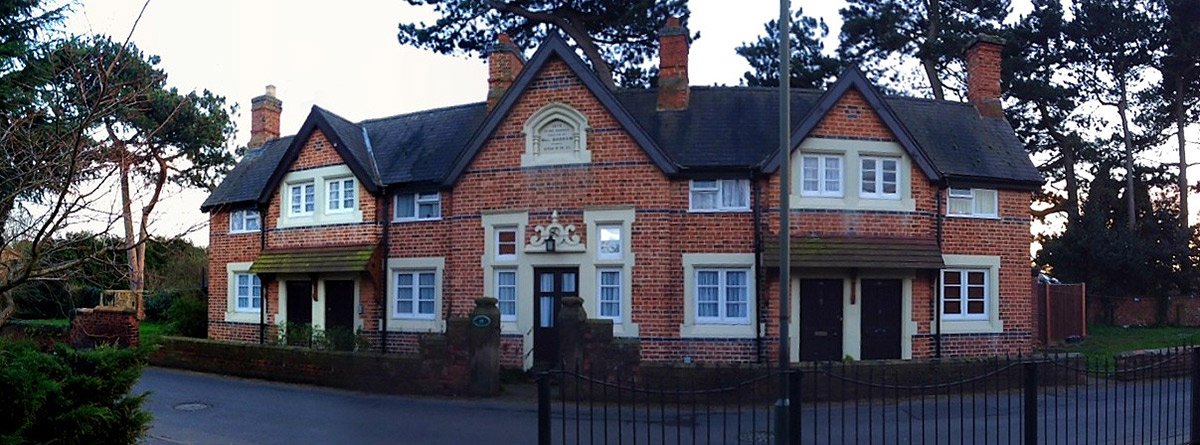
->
xmin=69 ymin=308 xmax=139 ymax=348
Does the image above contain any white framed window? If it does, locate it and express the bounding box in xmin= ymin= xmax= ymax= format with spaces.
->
xmin=947 ymin=188 xmax=998 ymax=218
xmin=495 ymin=228 xmax=518 ymax=261
xmin=395 ymin=192 xmax=441 ymax=221
xmin=597 ymin=268 xmax=622 ymax=321
xmin=597 ymin=225 xmax=622 ymax=261
xmin=229 ymin=210 xmax=261 ymax=234
xmin=689 ymin=179 xmax=750 ymax=212
xmin=394 ymin=270 xmax=437 ymax=319
xmin=800 ymin=155 xmax=843 ymax=197
xmin=288 ymin=182 xmax=316 ymax=216
xmin=695 ymin=269 xmax=750 ymax=324
xmin=495 ymin=269 xmax=517 ymax=322
xmin=941 ymin=269 xmax=989 ymax=321
xmin=860 ymin=157 xmax=900 ymax=199
xmin=326 ymin=178 xmax=356 ymax=213
xmin=234 ymin=273 xmax=261 ymax=313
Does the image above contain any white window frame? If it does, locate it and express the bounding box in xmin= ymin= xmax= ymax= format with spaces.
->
xmin=229 ymin=209 xmax=261 ymax=234
xmin=394 ymin=192 xmax=442 ymax=222
xmin=596 ymin=224 xmax=623 ymax=261
xmin=946 ymin=188 xmax=999 ymax=218
xmin=799 ymin=154 xmax=844 ymax=197
xmin=325 ymin=177 xmax=356 ymax=214
xmin=233 ymin=273 xmax=261 ymax=313
xmin=859 ymin=156 xmax=900 ymax=200
xmin=393 ymin=270 xmax=438 ymax=320
xmin=288 ymin=181 xmax=316 ymax=216
xmin=688 ymin=179 xmax=751 ymax=212
xmin=694 ymin=268 xmax=751 ymax=325
xmin=597 ymin=268 xmax=622 ymax=322
xmin=940 ymin=269 xmax=990 ymax=321
xmin=495 ymin=227 xmax=518 ymax=261
xmin=495 ymin=269 xmax=518 ymax=322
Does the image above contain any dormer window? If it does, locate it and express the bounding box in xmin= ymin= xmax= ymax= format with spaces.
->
xmin=522 ymin=103 xmax=591 ymax=167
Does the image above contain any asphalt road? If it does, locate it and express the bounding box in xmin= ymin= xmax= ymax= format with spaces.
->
xmin=135 ymin=367 xmax=540 ymax=445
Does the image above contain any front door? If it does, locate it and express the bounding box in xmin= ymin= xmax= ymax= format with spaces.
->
xmin=285 ymin=281 xmax=313 ymax=346
xmin=860 ymin=279 xmax=903 ymax=360
xmin=799 ymin=279 xmax=843 ymax=361
xmin=324 ymin=280 xmax=356 ymax=350
xmin=533 ymin=267 xmax=578 ymax=369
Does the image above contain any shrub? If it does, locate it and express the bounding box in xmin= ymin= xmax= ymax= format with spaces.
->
xmin=0 ymin=340 xmax=150 ymax=443
xmin=166 ymin=296 xmax=207 ymax=338
xmin=143 ymin=290 xmax=180 ymax=322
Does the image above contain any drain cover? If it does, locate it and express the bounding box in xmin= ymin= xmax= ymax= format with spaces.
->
xmin=173 ymin=402 xmax=210 ymax=412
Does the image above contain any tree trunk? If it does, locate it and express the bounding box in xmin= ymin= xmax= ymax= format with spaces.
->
xmin=1116 ymin=75 xmax=1138 ymax=230
xmin=1062 ymin=142 xmax=1081 ymax=223
xmin=0 ymin=290 xmax=14 ymax=328
xmin=1177 ymin=75 xmax=1190 ymax=227
xmin=922 ymin=0 xmax=946 ymax=101
xmin=118 ymin=145 xmax=143 ymax=296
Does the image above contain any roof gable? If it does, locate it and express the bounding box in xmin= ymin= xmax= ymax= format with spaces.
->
xmin=442 ymin=33 xmax=679 ymax=186
xmin=760 ymin=67 xmax=942 ymax=183
xmin=257 ymin=106 xmax=383 ymax=205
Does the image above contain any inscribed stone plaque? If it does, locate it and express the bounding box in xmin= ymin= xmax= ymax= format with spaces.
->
xmin=539 ymin=120 xmax=576 ymax=153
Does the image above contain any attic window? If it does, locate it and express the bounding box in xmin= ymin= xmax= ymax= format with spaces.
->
xmin=522 ymin=103 xmax=591 ymax=167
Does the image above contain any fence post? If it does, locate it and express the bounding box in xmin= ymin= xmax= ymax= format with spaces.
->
xmin=1023 ymin=361 xmax=1038 ymax=445
xmin=1192 ymin=347 xmax=1200 ymax=444
xmin=788 ymin=369 xmax=802 ymax=445
xmin=538 ymin=372 xmax=551 ymax=445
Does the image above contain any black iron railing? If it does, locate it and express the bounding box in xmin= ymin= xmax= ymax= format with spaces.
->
xmin=537 ymin=347 xmax=1200 ymax=444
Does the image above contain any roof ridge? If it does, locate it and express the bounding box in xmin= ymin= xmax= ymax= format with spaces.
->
xmin=358 ymin=101 xmax=487 ymax=124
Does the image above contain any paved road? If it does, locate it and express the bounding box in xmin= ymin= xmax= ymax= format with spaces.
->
xmin=136 ymin=368 xmax=540 ymax=444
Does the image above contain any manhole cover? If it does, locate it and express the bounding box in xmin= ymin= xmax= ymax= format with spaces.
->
xmin=173 ymin=402 xmax=210 ymax=412
xmin=739 ymin=431 xmax=774 ymax=443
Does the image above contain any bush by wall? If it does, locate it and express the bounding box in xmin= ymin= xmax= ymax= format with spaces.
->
xmin=0 ymin=339 xmax=150 ymax=443
xmin=166 ymin=296 xmax=207 ymax=338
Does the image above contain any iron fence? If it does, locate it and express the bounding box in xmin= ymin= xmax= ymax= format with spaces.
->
xmin=537 ymin=347 xmax=1200 ymax=444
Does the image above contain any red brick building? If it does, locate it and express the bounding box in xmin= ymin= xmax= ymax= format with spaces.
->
xmin=201 ymin=24 xmax=1041 ymax=368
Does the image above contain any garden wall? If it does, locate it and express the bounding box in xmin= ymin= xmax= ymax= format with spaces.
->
xmin=1087 ymin=297 xmax=1200 ymax=327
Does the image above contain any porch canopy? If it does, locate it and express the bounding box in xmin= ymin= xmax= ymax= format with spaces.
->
xmin=249 ymin=246 xmax=376 ymax=274
xmin=762 ymin=237 xmax=944 ymax=269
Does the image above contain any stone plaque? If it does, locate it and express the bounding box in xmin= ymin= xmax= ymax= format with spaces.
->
xmin=538 ymin=120 xmax=576 ymax=153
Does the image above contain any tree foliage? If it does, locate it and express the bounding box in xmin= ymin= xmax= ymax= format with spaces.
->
xmin=736 ymin=8 xmax=841 ymax=89
xmin=396 ymin=0 xmax=692 ymax=88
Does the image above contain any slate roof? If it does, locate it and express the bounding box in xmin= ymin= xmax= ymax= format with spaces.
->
xmin=762 ymin=237 xmax=945 ymax=269
xmin=201 ymin=41 xmax=1041 ymax=212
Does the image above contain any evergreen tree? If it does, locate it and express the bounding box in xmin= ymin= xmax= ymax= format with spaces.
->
xmin=736 ymin=7 xmax=841 ymax=89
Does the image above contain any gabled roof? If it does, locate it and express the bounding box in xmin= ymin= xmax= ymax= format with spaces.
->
xmin=442 ymin=32 xmax=679 ymax=186
xmin=760 ymin=67 xmax=940 ymax=181
xmin=202 ymin=37 xmax=1042 ymax=212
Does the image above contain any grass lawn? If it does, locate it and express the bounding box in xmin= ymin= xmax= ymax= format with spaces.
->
xmin=1059 ymin=324 xmax=1200 ymax=361
xmin=13 ymin=318 xmax=168 ymax=347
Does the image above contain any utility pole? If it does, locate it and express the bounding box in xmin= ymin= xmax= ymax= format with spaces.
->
xmin=775 ymin=0 xmax=791 ymax=443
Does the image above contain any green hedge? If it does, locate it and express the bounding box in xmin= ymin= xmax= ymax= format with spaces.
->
xmin=0 ymin=340 xmax=151 ymax=443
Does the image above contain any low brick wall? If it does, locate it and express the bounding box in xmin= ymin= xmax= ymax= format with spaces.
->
xmin=151 ymin=318 xmax=475 ymax=396
xmin=1113 ymin=347 xmax=1195 ymax=380
xmin=70 ymin=308 xmax=139 ymax=348
xmin=1087 ymin=296 xmax=1200 ymax=327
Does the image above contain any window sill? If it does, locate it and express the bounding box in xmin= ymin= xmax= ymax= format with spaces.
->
xmin=936 ymin=319 xmax=1003 ymax=334
xmin=945 ymin=214 xmax=1001 ymax=220
xmin=224 ymin=311 xmax=262 ymax=324
xmin=228 ymin=230 xmax=260 ymax=235
xmin=687 ymin=208 xmax=751 ymax=214
xmin=393 ymin=217 xmax=442 ymax=224
xmin=387 ymin=318 xmax=445 ymax=333
xmin=680 ymin=322 xmax=754 ymax=339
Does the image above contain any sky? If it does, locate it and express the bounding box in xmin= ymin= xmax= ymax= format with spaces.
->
xmin=62 ymin=0 xmax=1062 ymax=247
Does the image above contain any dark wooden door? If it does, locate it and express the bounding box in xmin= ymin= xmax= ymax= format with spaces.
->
xmin=324 ymin=280 xmax=356 ymax=351
xmin=285 ymin=281 xmax=313 ymax=346
xmin=860 ymin=279 xmax=903 ymax=360
xmin=533 ymin=267 xmax=578 ymax=369
xmin=799 ymin=279 xmax=843 ymax=361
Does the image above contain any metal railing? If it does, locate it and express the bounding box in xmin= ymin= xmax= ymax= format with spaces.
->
xmin=537 ymin=348 xmax=1200 ymax=444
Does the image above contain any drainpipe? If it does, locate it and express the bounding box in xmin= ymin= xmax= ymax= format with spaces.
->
xmin=934 ymin=187 xmax=945 ymax=358
xmin=258 ymin=202 xmax=268 ymax=345
xmin=380 ymin=189 xmax=391 ymax=353
xmin=751 ymin=171 xmax=764 ymax=363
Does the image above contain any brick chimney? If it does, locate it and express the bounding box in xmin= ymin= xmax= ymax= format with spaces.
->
xmin=248 ymin=85 xmax=282 ymax=148
xmin=656 ymin=17 xmax=689 ymax=111
xmin=487 ymin=34 xmax=524 ymax=111
xmin=966 ymin=34 xmax=1005 ymax=118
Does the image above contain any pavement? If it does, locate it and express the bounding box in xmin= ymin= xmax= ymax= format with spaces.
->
xmin=135 ymin=367 xmax=540 ymax=445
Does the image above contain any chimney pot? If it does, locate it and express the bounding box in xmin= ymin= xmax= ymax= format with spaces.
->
xmin=249 ymin=84 xmax=282 ymax=149
xmin=487 ymin=33 xmax=525 ymax=111
xmin=656 ymin=16 xmax=690 ymax=111
xmin=966 ymin=34 xmax=1005 ymax=118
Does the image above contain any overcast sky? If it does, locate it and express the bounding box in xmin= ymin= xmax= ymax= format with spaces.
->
xmin=64 ymin=0 xmax=1055 ymax=246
